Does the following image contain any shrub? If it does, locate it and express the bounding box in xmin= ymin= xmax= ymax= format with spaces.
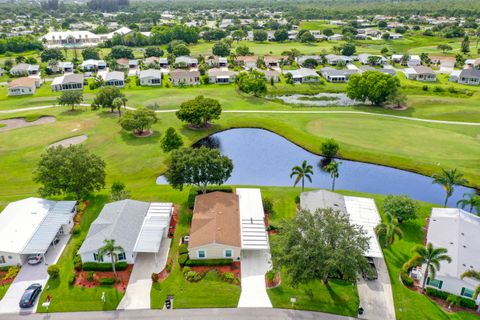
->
xmin=0 ymin=266 xmax=11 ymax=272
xmin=68 ymin=273 xmax=76 ymax=286
xmin=182 ymin=266 xmax=192 ymax=274
xmin=221 ymin=272 xmax=237 ymax=284
xmin=433 ymin=86 xmax=445 ymax=93
xmin=400 ymin=270 xmax=414 ymax=287
xmin=74 ymin=255 xmax=83 ymax=271
xmin=178 ymin=244 xmax=188 ymax=255
xmin=86 ymin=271 xmax=95 ymax=282
xmin=266 ymin=224 xmax=278 ymax=231
xmin=71 ymin=225 xmax=81 ymax=235
xmin=47 ymin=265 xmax=60 ymax=279
xmin=2 ymin=266 xmax=20 ymax=280
xmin=294 ymin=195 xmax=300 ymax=204
xmin=71 ymin=242 xmax=82 ymax=258
xmin=151 ymin=272 xmax=159 ymax=283
xmin=99 ymin=277 xmax=115 ymax=285
xmin=422 ymin=85 xmax=429 ymax=91
xmin=266 ymin=270 xmax=276 ymax=282
xmin=184 ymin=271 xmax=203 ymax=282
xmin=426 ymin=287 xmax=449 ymax=300
xmin=459 ymin=296 xmax=477 ymax=309
xmin=262 ymin=197 xmax=273 ymax=214
xmin=165 ymin=258 xmax=173 ymax=273
xmin=185 ymin=258 xmax=233 ymax=267
xmin=178 ymin=253 xmax=189 ymax=266
xmin=82 ymin=262 xmax=128 ymax=272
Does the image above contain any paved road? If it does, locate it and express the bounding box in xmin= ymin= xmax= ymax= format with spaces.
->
xmin=238 ymin=250 xmax=272 ymax=308
xmin=1 ymin=105 xmax=479 ymax=126
xmin=357 ymin=258 xmax=395 ymax=320
xmin=117 ymin=239 xmax=171 ymax=310
xmin=0 ymin=235 xmax=70 ymax=314
xmin=0 ymin=308 xmax=354 ymax=320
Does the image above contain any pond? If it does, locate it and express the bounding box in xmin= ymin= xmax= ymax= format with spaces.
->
xmin=157 ymin=128 xmax=476 ymax=207
xmin=274 ymin=93 xmax=361 ymax=106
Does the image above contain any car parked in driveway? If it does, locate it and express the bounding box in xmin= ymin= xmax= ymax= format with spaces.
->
xmin=362 ymin=257 xmax=378 ymax=280
xmin=27 ymin=254 xmax=43 ymax=265
xmin=19 ymin=283 xmax=42 ymax=308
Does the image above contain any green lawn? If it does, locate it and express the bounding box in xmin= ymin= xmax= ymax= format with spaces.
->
xmin=0 ymin=283 xmax=10 ymax=301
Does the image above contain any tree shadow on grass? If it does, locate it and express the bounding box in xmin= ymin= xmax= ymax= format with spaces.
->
xmin=120 ymin=130 xmax=161 ymax=145
xmin=59 ymin=109 xmax=89 ymax=117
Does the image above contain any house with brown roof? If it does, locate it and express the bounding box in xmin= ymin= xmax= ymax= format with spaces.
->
xmin=263 ymin=55 xmax=288 ymax=70
xmin=8 ymin=77 xmax=39 ymax=96
xmin=207 ymin=68 xmax=236 ymax=84
xmin=234 ymin=56 xmax=258 ymax=69
xmin=188 ymin=192 xmax=242 ymax=260
xmin=169 ymin=69 xmax=200 ymax=86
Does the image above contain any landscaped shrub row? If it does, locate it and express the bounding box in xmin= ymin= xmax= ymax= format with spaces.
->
xmin=187 ymin=186 xmax=233 ymax=208
xmin=0 ymin=266 xmax=11 ymax=272
xmin=426 ymin=287 xmax=477 ymax=309
xmin=82 ymin=262 xmax=128 ymax=272
xmin=99 ymin=277 xmax=115 ymax=285
xmin=400 ymin=270 xmax=414 ymax=287
xmin=178 ymin=253 xmax=189 ymax=266
xmin=68 ymin=273 xmax=76 ymax=285
xmin=185 ymin=258 xmax=233 ymax=267
xmin=178 ymin=244 xmax=188 ymax=255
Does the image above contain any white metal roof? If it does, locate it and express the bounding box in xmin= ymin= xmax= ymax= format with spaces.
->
xmin=236 ymin=188 xmax=269 ymax=250
xmin=344 ymin=196 xmax=383 ymax=258
xmin=133 ymin=202 xmax=172 ymax=253
xmin=0 ymin=198 xmax=76 ymax=254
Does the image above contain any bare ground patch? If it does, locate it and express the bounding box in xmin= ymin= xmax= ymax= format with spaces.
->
xmin=49 ymin=134 xmax=88 ymax=148
xmin=0 ymin=116 xmax=56 ymax=132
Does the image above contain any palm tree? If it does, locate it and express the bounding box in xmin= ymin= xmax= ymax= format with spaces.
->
xmin=432 ymin=168 xmax=468 ymax=207
xmin=290 ymin=160 xmax=314 ymax=192
xmin=375 ymin=212 xmax=403 ymax=248
xmin=461 ymin=270 xmax=480 ymax=299
xmin=457 ymin=192 xmax=480 ymax=213
xmin=406 ymin=243 xmax=452 ymax=290
xmin=324 ymin=160 xmax=341 ymax=191
xmin=98 ymin=239 xmax=124 ymax=280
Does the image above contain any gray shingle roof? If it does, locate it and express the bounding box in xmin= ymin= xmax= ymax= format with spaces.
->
xmin=459 ymin=68 xmax=480 ymax=78
xmin=78 ymin=200 xmax=149 ymax=254
xmin=300 ymin=190 xmax=347 ymax=214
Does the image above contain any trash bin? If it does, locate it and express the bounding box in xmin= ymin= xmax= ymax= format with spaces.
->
xmin=358 ymin=307 xmax=364 ymax=315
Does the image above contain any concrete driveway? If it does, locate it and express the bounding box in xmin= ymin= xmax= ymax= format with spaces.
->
xmin=0 ymin=234 xmax=70 ymax=315
xmin=357 ymin=258 xmax=395 ymax=320
xmin=117 ymin=238 xmax=171 ymax=310
xmin=238 ymin=250 xmax=272 ymax=308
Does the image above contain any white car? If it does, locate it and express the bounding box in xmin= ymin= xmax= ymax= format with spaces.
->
xmin=27 ymin=254 xmax=43 ymax=265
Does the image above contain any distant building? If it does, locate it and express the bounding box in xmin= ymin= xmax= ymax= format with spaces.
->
xmin=8 ymin=77 xmax=39 ymax=96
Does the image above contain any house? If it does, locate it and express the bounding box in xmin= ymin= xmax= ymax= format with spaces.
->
xmin=418 ymin=208 xmax=480 ymax=304
xmin=283 ymin=68 xmax=321 ymax=83
xmin=408 ymin=55 xmax=422 ymax=67
xmin=188 ymin=189 xmax=269 ymax=261
xmin=207 ymin=68 xmax=236 ymax=84
xmin=174 ymin=56 xmax=198 ymax=69
xmin=259 ymin=69 xmax=280 ymax=82
xmin=235 ymin=56 xmax=258 ymax=69
xmin=51 ymin=73 xmax=84 ymax=91
xmin=0 ymin=198 xmax=76 ymax=266
xmin=358 ymin=54 xmax=386 ymax=65
xmin=169 ymin=69 xmax=200 ymax=86
xmin=10 ymin=63 xmax=39 ymax=76
xmin=139 ymin=69 xmax=162 ymax=86
xmin=358 ymin=65 xmax=397 ymax=76
xmin=48 ymin=61 xmax=74 ymax=74
xmin=325 ymin=54 xmax=355 ymax=65
xmin=320 ymin=67 xmax=358 ymax=82
xmin=79 ymin=200 xmax=173 ymax=264
xmin=264 ymin=56 xmax=287 ymax=70
xmin=456 ymin=68 xmax=480 ymax=85
xmin=80 ymin=59 xmax=107 ymax=72
xmin=101 ymin=71 xmax=125 ymax=87
xmin=144 ymin=57 xmax=169 ymax=69
xmin=300 ymin=190 xmax=382 ymax=258
xmin=449 ymin=70 xmax=462 ymax=82
xmin=41 ymin=30 xmax=100 ymax=48
xmin=116 ymin=59 xmax=138 ymax=70
xmin=8 ymin=77 xmax=39 ymax=96
xmin=464 ymin=58 xmax=480 ymax=69
xmin=403 ymin=66 xmax=436 ymax=81
xmin=388 ymin=33 xmax=403 ymax=39
xmin=328 ymin=34 xmax=344 ymax=41
xmin=206 ymin=56 xmax=228 ymax=68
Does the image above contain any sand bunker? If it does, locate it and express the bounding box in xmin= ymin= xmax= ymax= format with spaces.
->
xmin=0 ymin=116 xmax=56 ymax=132
xmin=49 ymin=134 xmax=88 ymax=148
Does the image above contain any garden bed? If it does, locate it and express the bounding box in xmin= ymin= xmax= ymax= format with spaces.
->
xmin=190 ymin=261 xmax=241 ymax=279
xmin=74 ymin=264 xmax=133 ymax=292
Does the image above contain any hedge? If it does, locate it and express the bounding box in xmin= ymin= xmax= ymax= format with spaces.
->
xmin=82 ymin=262 xmax=128 ymax=272
xmin=400 ymin=271 xmax=414 ymax=287
xmin=185 ymin=258 xmax=233 ymax=267
xmin=0 ymin=266 xmax=11 ymax=272
xmin=99 ymin=277 xmax=115 ymax=285
xmin=426 ymin=287 xmax=477 ymax=309
xmin=178 ymin=244 xmax=188 ymax=255
xmin=459 ymin=297 xmax=477 ymax=309
xmin=187 ymin=186 xmax=233 ymax=208
xmin=178 ymin=253 xmax=189 ymax=266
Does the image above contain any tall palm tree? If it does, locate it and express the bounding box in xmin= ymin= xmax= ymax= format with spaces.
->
xmin=457 ymin=192 xmax=480 ymax=213
xmin=98 ymin=239 xmax=124 ymax=280
xmin=461 ymin=270 xmax=480 ymax=299
xmin=290 ymin=160 xmax=314 ymax=192
xmin=324 ymin=160 xmax=341 ymax=191
xmin=432 ymin=168 xmax=468 ymax=207
xmin=375 ymin=212 xmax=403 ymax=248
xmin=406 ymin=243 xmax=452 ymax=290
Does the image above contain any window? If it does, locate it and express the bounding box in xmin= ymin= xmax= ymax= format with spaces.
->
xmin=0 ymin=256 xmax=5 ymax=264
xmin=117 ymin=252 xmax=126 ymax=261
xmin=197 ymin=250 xmax=206 ymax=259
xmin=461 ymin=287 xmax=475 ymax=299
xmin=427 ymin=278 xmax=443 ymax=289
xmin=224 ymin=250 xmax=233 ymax=258
xmin=93 ymin=253 xmax=104 ymax=262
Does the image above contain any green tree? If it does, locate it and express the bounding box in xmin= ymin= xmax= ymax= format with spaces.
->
xmin=236 ymin=45 xmax=253 ymax=56
xmin=320 ymin=138 xmax=339 ymax=158
xmin=341 ymin=42 xmax=356 ymax=56
xmin=98 ymin=239 xmax=124 ymax=279
xmin=212 ymin=41 xmax=230 ymax=57
xmin=432 ymin=168 xmax=468 ymax=207
xmin=57 ymin=90 xmax=83 ymax=111
xmin=172 ymin=43 xmax=190 ymax=56
xmin=386 ymin=89 xmax=407 ymax=108
xmin=144 ymin=46 xmax=164 ymax=58
xmin=161 ymin=127 xmax=183 ymax=152
xmin=34 ymin=145 xmax=106 ymax=200
xmin=380 ymin=47 xmax=389 ymax=55
xmin=375 ymin=212 xmax=403 ymax=248
xmin=382 ymin=195 xmax=419 ymax=223
xmin=290 ymin=160 xmax=313 ymax=191
xmin=302 ymin=58 xmax=318 ymax=69
xmin=82 ymin=47 xmax=100 ymax=60
xmin=165 ymin=147 xmax=233 ymax=194
xmin=299 ymin=31 xmax=315 ymax=43
xmin=235 ymin=70 xmax=267 ymax=97
xmin=323 ymin=28 xmax=334 ymax=36
xmin=274 ymin=29 xmax=288 ymax=42
xmin=176 ymin=95 xmax=222 ymax=128
xmin=461 ymin=270 xmax=480 ymax=299
xmin=406 ymin=243 xmax=452 ymax=290
xmin=271 ymin=208 xmax=369 ymax=286
xmin=461 ymin=35 xmax=470 ymax=54
xmin=110 ymin=181 xmax=131 ymax=201
xmin=40 ymin=48 xmax=64 ymax=62
xmin=324 ymin=160 xmax=341 ymax=191
xmin=110 ymin=45 xmax=134 ymax=59
xmin=346 ymin=71 xmax=400 ymax=105
xmin=232 ymin=30 xmax=246 ymax=42
xmin=91 ymin=87 xmax=126 ymax=112
xmin=437 ymin=44 xmax=452 ymax=54
xmin=253 ymin=30 xmax=268 ymax=42
xmin=119 ymin=108 xmax=158 ymax=135
xmin=456 ymin=192 xmax=480 ymax=213
xmin=367 ymin=55 xmax=382 ymax=65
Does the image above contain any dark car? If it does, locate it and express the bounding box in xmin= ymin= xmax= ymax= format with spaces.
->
xmin=362 ymin=257 xmax=378 ymax=280
xmin=19 ymin=283 xmax=42 ymax=308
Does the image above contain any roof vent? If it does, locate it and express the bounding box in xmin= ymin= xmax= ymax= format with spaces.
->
xmin=450 ymin=242 xmax=454 ymax=245
xmin=463 ymin=245 xmax=467 ymax=248
xmin=463 ymin=264 xmax=467 ymax=267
